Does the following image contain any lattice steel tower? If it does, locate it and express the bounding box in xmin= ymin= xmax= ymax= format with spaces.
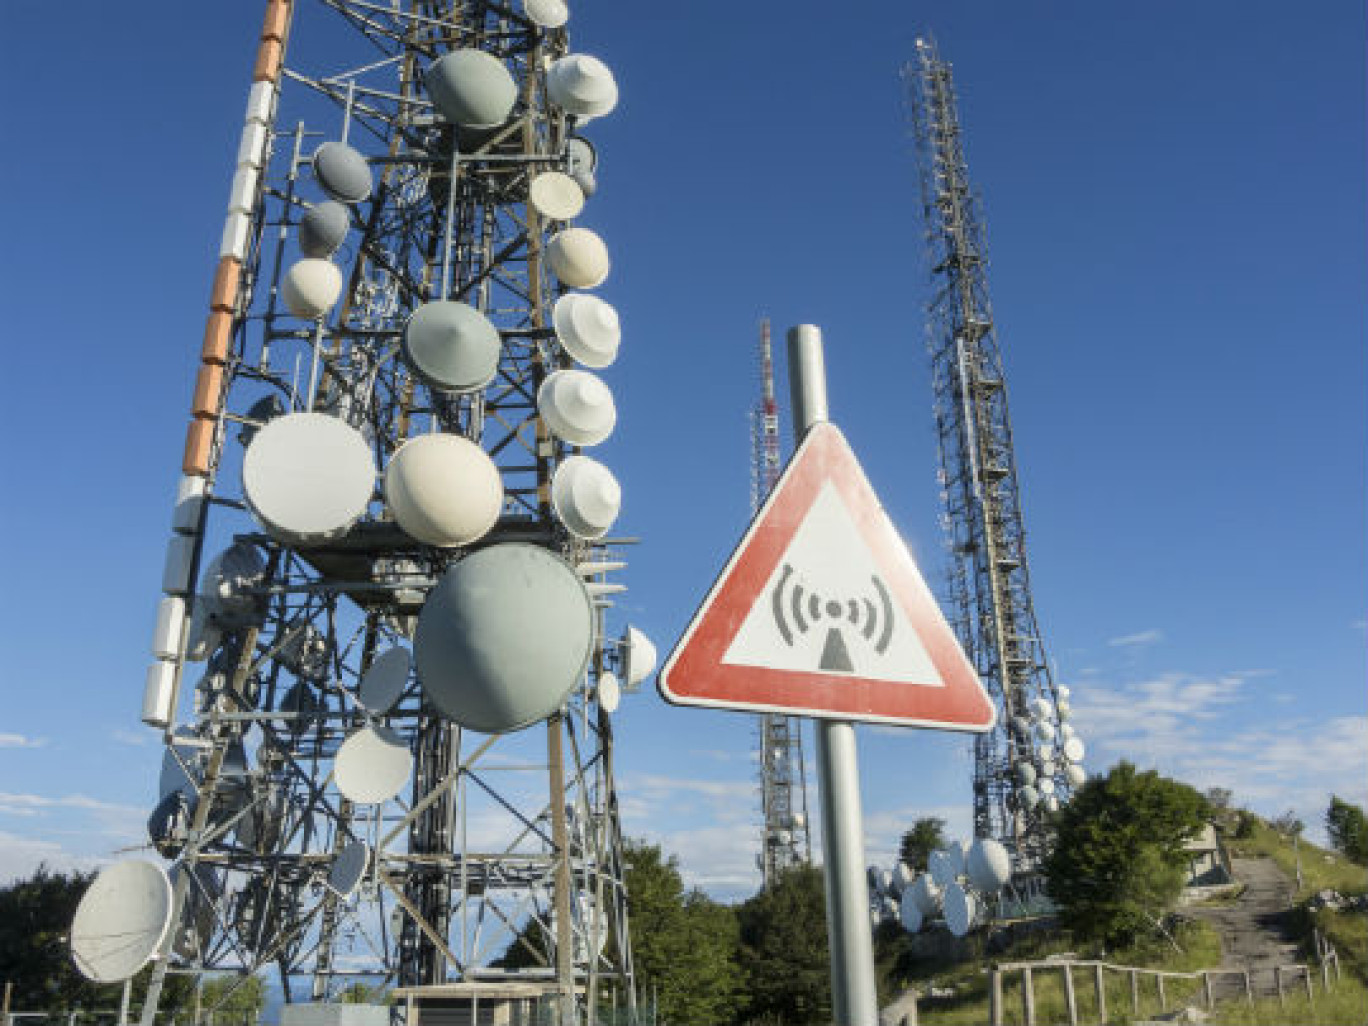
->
xmin=907 ymin=40 xmax=1082 ymax=871
xmin=750 ymin=319 xmax=812 ymax=887
xmin=125 ymin=3 xmax=645 ymax=1024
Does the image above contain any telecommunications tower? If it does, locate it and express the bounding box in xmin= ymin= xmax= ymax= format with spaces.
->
xmin=750 ymin=319 xmax=812 ymax=888
xmin=67 ymin=3 xmax=656 ymax=1025
xmin=907 ymin=40 xmax=1087 ymax=870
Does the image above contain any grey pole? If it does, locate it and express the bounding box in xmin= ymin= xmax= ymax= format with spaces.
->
xmin=786 ymin=324 xmax=879 ymax=1026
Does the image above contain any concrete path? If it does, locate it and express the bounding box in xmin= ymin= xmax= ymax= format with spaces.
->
xmin=1180 ymin=856 xmax=1301 ymax=999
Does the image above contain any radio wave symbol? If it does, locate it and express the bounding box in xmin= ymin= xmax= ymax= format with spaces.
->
xmin=770 ymin=563 xmax=894 ymax=672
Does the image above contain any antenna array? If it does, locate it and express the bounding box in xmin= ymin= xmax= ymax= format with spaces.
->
xmin=906 ymin=40 xmax=1087 ymax=871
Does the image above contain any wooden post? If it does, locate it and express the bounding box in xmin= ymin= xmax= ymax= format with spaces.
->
xmin=1332 ymin=950 xmax=1341 ymax=982
xmin=3 ymin=982 xmax=12 ymax=1026
xmin=906 ymin=991 xmax=919 ymax=1026
xmin=1321 ymin=959 xmax=1331 ymax=992
xmin=1022 ymin=967 xmax=1036 ymax=1026
xmin=1202 ymin=972 xmax=1214 ymax=1010
xmin=1304 ymin=966 xmax=1314 ymax=1005
xmin=1156 ymin=973 xmax=1165 ymax=1010
xmin=1243 ymin=970 xmax=1252 ymax=1005
xmin=1062 ymin=964 xmax=1078 ymax=1026
xmin=1274 ymin=967 xmax=1284 ymax=1008
xmin=1093 ymin=963 xmax=1106 ymax=1024
xmin=1130 ymin=969 xmax=1140 ymax=1015
xmin=990 ymin=967 xmax=1004 ymax=1026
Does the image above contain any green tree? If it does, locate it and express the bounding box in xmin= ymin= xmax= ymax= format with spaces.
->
xmin=736 ymin=863 xmax=830 ymax=1025
xmin=201 ymin=974 xmax=266 ymax=1024
xmin=338 ymin=981 xmax=389 ymax=1004
xmin=1044 ymin=762 xmax=1208 ymax=946
xmin=1326 ymin=796 xmax=1368 ymax=864
xmin=898 ymin=817 xmax=946 ymax=874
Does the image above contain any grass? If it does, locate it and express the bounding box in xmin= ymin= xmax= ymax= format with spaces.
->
xmin=1204 ymin=973 xmax=1368 ymax=1025
xmin=1224 ymin=820 xmax=1368 ymax=900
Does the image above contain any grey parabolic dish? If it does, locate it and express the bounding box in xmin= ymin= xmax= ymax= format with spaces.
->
xmin=426 ymin=49 xmax=518 ymax=128
xmin=299 ymin=201 xmax=351 ymax=257
xmin=416 ymin=543 xmax=593 ymax=733
xmin=70 ymin=860 xmax=173 ymax=983
xmin=402 ymin=301 xmax=501 ymax=393
xmin=312 ymin=142 xmax=373 ymax=204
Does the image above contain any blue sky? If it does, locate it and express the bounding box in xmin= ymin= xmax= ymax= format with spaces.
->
xmin=0 ymin=0 xmax=1364 ymax=899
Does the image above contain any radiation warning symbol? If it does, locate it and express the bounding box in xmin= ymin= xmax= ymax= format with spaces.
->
xmin=659 ymin=422 xmax=995 ymax=730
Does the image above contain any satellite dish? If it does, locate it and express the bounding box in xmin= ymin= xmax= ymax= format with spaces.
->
xmin=1065 ymin=763 xmax=1087 ymax=787
xmin=242 ymin=412 xmax=374 ymax=546
xmin=529 ymin=171 xmax=585 ymax=221
xmin=891 ymin=862 xmax=914 ymax=896
xmin=791 ymin=812 xmax=806 ymax=829
xmin=1040 ymin=758 xmax=1057 ymax=778
xmin=546 ymin=54 xmax=619 ymax=119
xmin=1012 ymin=715 xmax=1032 ymax=738
xmin=298 ymin=201 xmax=350 ymax=258
xmin=383 ymin=433 xmax=503 ymax=546
xmin=910 ymin=874 xmax=941 ymax=914
xmin=567 ymin=135 xmax=598 ymax=174
xmin=1019 ymin=785 xmax=1040 ymax=809
xmin=1060 ymin=723 xmax=1077 ymax=740
xmin=312 ymin=142 xmax=372 ymax=204
xmin=425 ymin=49 xmax=518 ymax=128
xmin=1062 ymin=737 xmax=1086 ymax=763
xmin=553 ymin=293 xmax=620 ymax=368
xmin=524 ymin=0 xmax=568 ymax=28
xmin=70 ymin=861 xmax=173 ymax=983
xmin=942 ymin=882 xmax=976 ymax=938
xmin=1045 ymin=795 xmax=1060 ymax=813
xmin=900 ymin=896 xmax=923 ymax=933
xmin=1057 ymin=700 xmax=1072 ymax=720
xmin=278 ymin=681 xmax=320 ymax=731
xmin=1039 ymin=777 xmax=1057 ymax=797
xmin=967 ymin=838 xmax=1012 ymax=893
xmin=199 ymin=541 xmax=267 ymax=630
xmin=327 ymin=840 xmax=370 ymax=898
xmin=942 ymin=842 xmax=966 ymax=880
xmin=551 ymin=455 xmax=621 ymax=539
xmin=928 ymin=849 xmax=956 ymax=888
xmin=1015 ymin=762 xmax=1037 ymax=786
xmin=1033 ymin=720 xmax=1057 ymax=743
xmin=402 ymin=300 xmax=502 ymax=394
xmin=359 ymin=646 xmax=410 ymax=715
xmin=621 ymin=626 xmax=657 ymax=686
xmin=1057 ymin=685 xmax=1072 ymax=699
xmin=415 ymin=543 xmax=593 ymax=733
xmin=147 ymin=790 xmax=193 ymax=859
xmin=281 ymin=259 xmax=344 ymax=320
xmin=538 ymin=369 xmax=616 ymax=445
xmin=547 ymin=227 xmax=609 ymax=288
xmin=335 ymin=725 xmax=412 ymax=804
xmin=597 ymin=672 xmax=621 ymax=713
xmin=1029 ymin=697 xmax=1053 ymax=721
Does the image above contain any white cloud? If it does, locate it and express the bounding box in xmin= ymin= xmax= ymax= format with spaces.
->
xmin=1071 ymin=673 xmax=1368 ymax=845
xmin=0 ymin=831 xmax=109 ymax=885
xmin=0 ymin=733 xmax=47 ymax=749
xmin=112 ymin=729 xmax=152 ymax=747
xmin=1107 ymin=629 xmax=1164 ymax=648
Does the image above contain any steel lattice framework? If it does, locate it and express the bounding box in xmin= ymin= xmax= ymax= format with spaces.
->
xmin=907 ymin=40 xmax=1072 ymax=871
xmin=750 ymin=319 xmax=812 ymax=888
xmin=134 ymin=3 xmax=639 ymax=1024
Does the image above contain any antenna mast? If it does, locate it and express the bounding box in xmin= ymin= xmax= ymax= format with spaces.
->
xmin=752 ymin=318 xmax=812 ymax=887
xmin=906 ymin=40 xmax=1084 ymax=871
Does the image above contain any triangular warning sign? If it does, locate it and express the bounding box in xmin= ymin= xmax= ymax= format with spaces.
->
xmin=659 ymin=422 xmax=996 ymax=730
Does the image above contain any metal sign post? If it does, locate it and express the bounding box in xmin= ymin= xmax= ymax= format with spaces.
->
xmin=787 ymin=325 xmax=879 ymax=1026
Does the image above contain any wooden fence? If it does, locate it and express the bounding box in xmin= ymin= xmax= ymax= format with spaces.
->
xmin=985 ymin=944 xmax=1341 ymax=1026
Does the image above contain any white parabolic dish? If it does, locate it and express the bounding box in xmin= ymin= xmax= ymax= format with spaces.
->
xmin=967 ymin=837 xmax=1012 ymax=893
xmin=70 ymin=860 xmax=173 ymax=983
xmin=943 ymin=882 xmax=976 ymax=938
xmin=529 ymin=171 xmax=585 ymax=221
xmin=243 ymin=413 xmax=374 ymax=546
xmin=524 ymin=0 xmax=568 ymax=28
xmin=928 ymin=849 xmax=955 ymax=888
xmin=359 ymin=646 xmax=411 ymax=715
xmin=597 ymin=672 xmax=621 ymax=714
xmin=622 ymin=625 xmax=657 ymax=686
xmin=334 ymin=725 xmax=411 ymax=804
xmin=538 ymin=369 xmax=617 ymax=446
xmin=383 ymin=433 xmax=503 ymax=547
xmin=553 ymin=293 xmax=621 ymax=368
xmin=910 ymin=874 xmax=940 ymax=915
xmin=900 ymin=895 xmax=923 ymax=933
xmin=551 ymin=455 xmax=621 ymax=540
xmin=546 ymin=227 xmax=610 ymax=289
